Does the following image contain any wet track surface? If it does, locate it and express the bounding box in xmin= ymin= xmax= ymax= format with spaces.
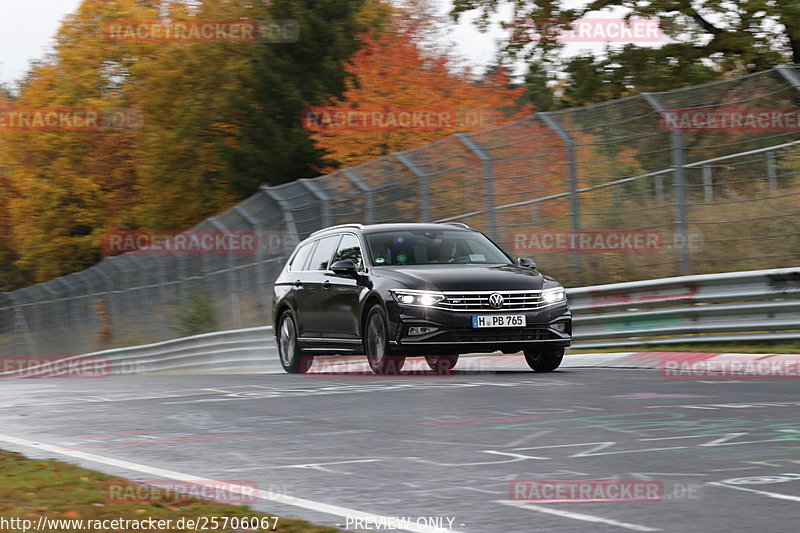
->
xmin=1 ymin=360 xmax=799 ymax=533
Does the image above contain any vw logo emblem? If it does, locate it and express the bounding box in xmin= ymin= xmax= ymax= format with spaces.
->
xmin=488 ymin=293 xmax=504 ymax=309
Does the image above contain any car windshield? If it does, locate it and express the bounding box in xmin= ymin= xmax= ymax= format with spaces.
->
xmin=365 ymin=230 xmax=512 ymax=266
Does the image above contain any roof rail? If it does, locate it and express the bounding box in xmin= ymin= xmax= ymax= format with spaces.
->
xmin=443 ymin=222 xmax=470 ymax=229
xmin=309 ymin=224 xmax=365 ymax=237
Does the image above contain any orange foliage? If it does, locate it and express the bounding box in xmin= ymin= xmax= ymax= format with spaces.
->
xmin=310 ymin=15 xmax=533 ymax=171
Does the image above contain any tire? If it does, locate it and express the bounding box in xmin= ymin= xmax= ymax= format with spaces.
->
xmin=524 ymin=347 xmax=564 ymax=372
xmin=425 ymin=355 xmax=459 ymax=374
xmin=277 ymin=311 xmax=313 ymax=374
xmin=364 ymin=305 xmax=405 ymax=374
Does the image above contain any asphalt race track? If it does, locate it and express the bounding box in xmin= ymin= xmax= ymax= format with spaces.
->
xmin=1 ymin=356 xmax=799 ymax=533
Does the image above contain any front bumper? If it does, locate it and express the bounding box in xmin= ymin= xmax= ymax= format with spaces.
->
xmin=387 ymin=301 xmax=571 ymax=355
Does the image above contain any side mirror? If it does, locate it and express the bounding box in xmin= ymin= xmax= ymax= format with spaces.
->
xmin=330 ymin=259 xmax=358 ymax=274
xmin=517 ymin=257 xmax=537 ymax=269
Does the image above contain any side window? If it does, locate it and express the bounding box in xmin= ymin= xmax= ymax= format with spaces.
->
xmin=307 ymin=235 xmax=340 ymax=271
xmin=333 ymin=234 xmax=363 ymax=270
xmin=288 ymin=241 xmax=315 ymax=271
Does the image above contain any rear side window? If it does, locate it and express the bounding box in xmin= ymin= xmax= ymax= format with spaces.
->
xmin=307 ymin=235 xmax=340 ymax=271
xmin=333 ymin=234 xmax=363 ymax=270
xmin=288 ymin=241 xmax=315 ymax=271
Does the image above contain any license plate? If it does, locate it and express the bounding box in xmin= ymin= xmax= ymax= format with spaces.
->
xmin=472 ymin=315 xmax=526 ymax=328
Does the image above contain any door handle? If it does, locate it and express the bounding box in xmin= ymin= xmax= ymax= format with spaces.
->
xmin=294 ymin=280 xmax=303 ymax=287
xmin=322 ymin=281 xmax=332 ymax=290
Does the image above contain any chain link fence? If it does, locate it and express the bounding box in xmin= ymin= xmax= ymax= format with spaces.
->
xmin=2 ymin=66 xmax=800 ymax=357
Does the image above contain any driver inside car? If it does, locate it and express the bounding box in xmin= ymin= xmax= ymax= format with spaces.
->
xmin=434 ymin=239 xmax=457 ymax=263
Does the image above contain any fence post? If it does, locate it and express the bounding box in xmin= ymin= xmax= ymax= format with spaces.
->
xmin=208 ymin=217 xmax=239 ymax=328
xmin=21 ymin=287 xmax=43 ymax=355
xmin=655 ymin=175 xmax=665 ymax=204
xmin=73 ymin=271 xmax=95 ymax=353
xmin=702 ymin=165 xmax=713 ymax=203
xmin=8 ymin=292 xmax=35 ymax=357
xmin=766 ymin=151 xmax=778 ymax=192
xmin=261 ymin=186 xmax=301 ymax=243
xmin=537 ymin=113 xmax=582 ymax=278
xmin=91 ymin=265 xmax=115 ymax=350
xmin=38 ymin=283 xmax=60 ymax=355
xmin=774 ymin=65 xmax=800 ymax=92
xmin=772 ymin=65 xmax=800 ymax=193
xmin=298 ymin=178 xmax=333 ymax=229
xmin=455 ymin=134 xmax=497 ymax=239
xmin=395 ymin=153 xmax=431 ymax=223
xmin=0 ymin=293 xmax=13 ymax=357
xmin=156 ymin=257 xmax=169 ymax=327
xmin=643 ymin=92 xmax=690 ymax=276
xmin=234 ymin=204 xmax=269 ymax=323
xmin=343 ymin=168 xmax=375 ymax=224
xmin=124 ymin=253 xmax=150 ymax=343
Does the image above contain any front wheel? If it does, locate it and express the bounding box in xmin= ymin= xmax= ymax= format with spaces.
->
xmin=524 ymin=347 xmax=564 ymax=372
xmin=277 ymin=311 xmax=313 ymax=374
xmin=425 ymin=355 xmax=459 ymax=373
xmin=364 ymin=305 xmax=405 ymax=374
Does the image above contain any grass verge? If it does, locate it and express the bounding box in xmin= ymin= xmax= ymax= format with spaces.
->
xmin=0 ymin=449 xmax=338 ymax=532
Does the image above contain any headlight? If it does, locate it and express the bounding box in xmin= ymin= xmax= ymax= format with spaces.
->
xmin=390 ymin=289 xmax=445 ymax=307
xmin=542 ymin=287 xmax=566 ymax=304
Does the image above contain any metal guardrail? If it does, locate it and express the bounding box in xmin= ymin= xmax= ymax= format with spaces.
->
xmin=2 ymin=268 xmax=796 ymax=375
xmin=569 ymin=267 xmax=800 ymax=348
xmin=0 ymin=326 xmax=278 ymax=377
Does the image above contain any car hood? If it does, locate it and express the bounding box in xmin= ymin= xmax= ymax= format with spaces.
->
xmin=374 ymin=264 xmax=545 ymax=291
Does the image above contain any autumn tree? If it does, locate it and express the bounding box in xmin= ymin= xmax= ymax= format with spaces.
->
xmin=1 ymin=0 xmax=391 ymax=283
xmin=209 ymin=0 xmax=389 ymax=198
xmin=0 ymin=0 xmax=155 ymax=282
xmin=308 ymin=6 xmax=532 ymax=170
xmin=0 ymin=90 xmax=31 ymax=290
xmin=453 ymin=0 xmax=796 ymax=106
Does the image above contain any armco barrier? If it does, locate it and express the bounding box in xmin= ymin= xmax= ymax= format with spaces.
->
xmin=0 ymin=326 xmax=279 ymax=377
xmin=2 ymin=268 xmax=796 ymax=375
xmin=569 ymin=267 xmax=800 ymax=348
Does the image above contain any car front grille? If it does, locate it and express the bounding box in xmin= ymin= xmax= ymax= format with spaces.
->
xmin=438 ymin=290 xmax=545 ymax=312
xmin=438 ymin=329 xmax=560 ymax=343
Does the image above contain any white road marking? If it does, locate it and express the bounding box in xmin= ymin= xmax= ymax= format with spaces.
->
xmin=510 ymin=440 xmax=688 ymax=458
xmin=505 ymin=430 xmax=553 ymax=448
xmin=496 ymin=500 xmax=661 ymax=531
xmin=708 ymin=482 xmax=800 ymax=502
xmin=0 ymin=433 xmax=463 ymax=533
xmin=276 ymin=459 xmax=380 ymax=474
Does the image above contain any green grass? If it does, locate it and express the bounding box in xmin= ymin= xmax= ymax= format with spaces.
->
xmin=568 ymin=341 xmax=800 ymax=355
xmin=0 ymin=449 xmax=338 ymax=532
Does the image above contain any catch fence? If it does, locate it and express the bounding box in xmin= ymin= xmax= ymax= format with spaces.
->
xmin=2 ymin=66 xmax=800 ymax=356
